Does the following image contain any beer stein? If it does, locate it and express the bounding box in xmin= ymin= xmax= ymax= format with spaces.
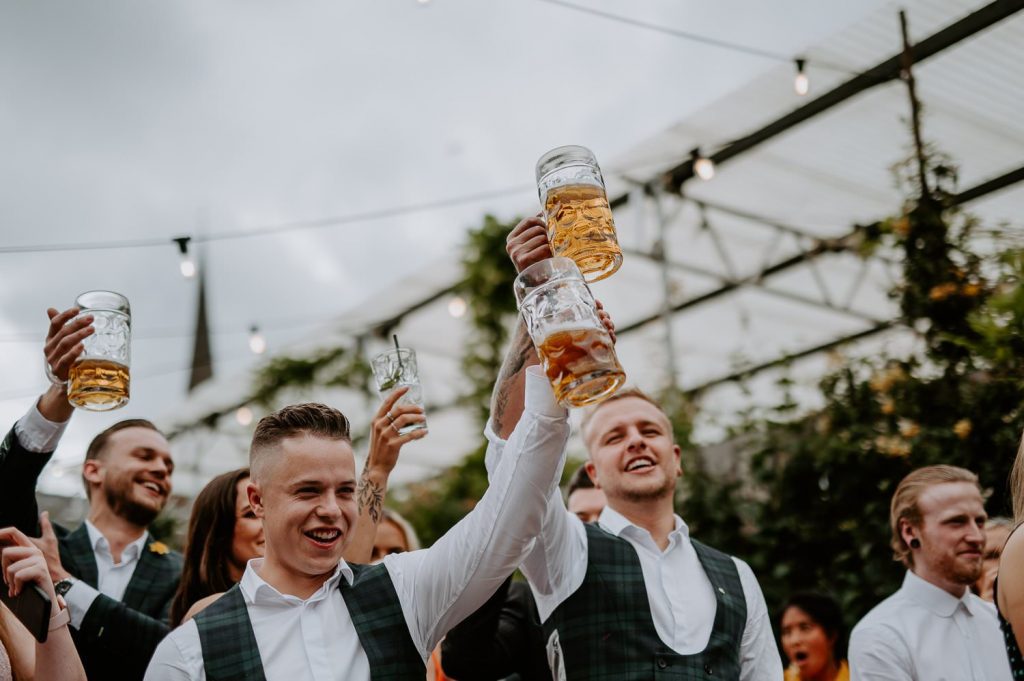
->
xmin=371 ymin=347 xmax=427 ymax=435
xmin=68 ymin=290 xmax=131 ymax=411
xmin=514 ymin=257 xmax=625 ymax=407
xmin=536 ymin=145 xmax=623 ymax=283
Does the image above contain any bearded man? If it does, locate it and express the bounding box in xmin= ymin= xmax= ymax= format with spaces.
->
xmin=849 ymin=464 xmax=1011 ymax=681
xmin=0 ymin=305 xmax=181 ymax=680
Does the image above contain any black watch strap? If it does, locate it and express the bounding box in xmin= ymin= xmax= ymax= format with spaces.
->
xmin=54 ymin=578 xmax=76 ymax=597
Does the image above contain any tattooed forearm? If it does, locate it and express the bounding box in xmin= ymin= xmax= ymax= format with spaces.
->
xmin=491 ymin=320 xmax=539 ymax=438
xmin=357 ymin=469 xmax=385 ymax=525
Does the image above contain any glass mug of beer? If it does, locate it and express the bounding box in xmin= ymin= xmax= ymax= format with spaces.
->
xmin=67 ymin=290 xmax=131 ymax=411
xmin=514 ymin=257 xmax=625 ymax=407
xmin=536 ymin=145 xmax=623 ymax=283
xmin=371 ymin=347 xmax=427 ymax=435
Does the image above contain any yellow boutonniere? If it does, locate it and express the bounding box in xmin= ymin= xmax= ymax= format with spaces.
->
xmin=149 ymin=541 xmax=170 ymax=555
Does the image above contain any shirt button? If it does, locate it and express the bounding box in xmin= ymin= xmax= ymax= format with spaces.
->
xmin=704 ymin=663 xmax=713 ymax=675
xmin=656 ymin=657 xmax=667 ymax=669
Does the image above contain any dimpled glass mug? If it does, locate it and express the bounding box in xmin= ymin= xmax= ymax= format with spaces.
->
xmin=536 ymin=145 xmax=623 ymax=283
xmin=514 ymin=257 xmax=625 ymax=407
xmin=67 ymin=290 xmax=131 ymax=411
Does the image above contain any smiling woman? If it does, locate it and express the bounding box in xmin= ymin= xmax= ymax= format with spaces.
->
xmin=169 ymin=468 xmax=261 ymax=627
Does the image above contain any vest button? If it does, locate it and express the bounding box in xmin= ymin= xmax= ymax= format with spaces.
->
xmin=657 ymin=657 xmax=667 ymax=669
xmin=704 ymin=663 xmax=713 ymax=675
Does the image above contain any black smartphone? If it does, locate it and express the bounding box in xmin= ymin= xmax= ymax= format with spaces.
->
xmin=0 ymin=583 xmax=52 ymax=643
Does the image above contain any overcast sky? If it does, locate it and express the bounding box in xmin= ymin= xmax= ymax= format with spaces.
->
xmin=0 ymin=0 xmax=895 ymax=490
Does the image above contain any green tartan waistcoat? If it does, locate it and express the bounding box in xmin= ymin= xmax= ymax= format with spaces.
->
xmin=542 ymin=523 xmax=747 ymax=680
xmin=194 ymin=562 xmax=424 ymax=681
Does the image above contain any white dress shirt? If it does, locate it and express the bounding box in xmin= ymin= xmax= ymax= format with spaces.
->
xmin=14 ymin=400 xmax=70 ymax=454
xmin=849 ymin=570 xmax=1012 ymax=681
xmin=15 ymin=403 xmax=148 ymax=629
xmin=484 ymin=420 xmax=783 ymax=681
xmin=144 ymin=366 xmax=570 ymax=681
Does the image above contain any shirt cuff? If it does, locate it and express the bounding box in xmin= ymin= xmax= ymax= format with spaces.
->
xmin=63 ymin=579 xmax=101 ymax=630
xmin=13 ymin=401 xmax=70 ymax=453
xmin=524 ymin=365 xmax=566 ymax=418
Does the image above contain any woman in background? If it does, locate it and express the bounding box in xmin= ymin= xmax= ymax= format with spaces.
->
xmin=995 ymin=435 xmax=1024 ymax=674
xmin=779 ymin=592 xmax=848 ymax=681
xmin=168 ymin=468 xmax=263 ymax=626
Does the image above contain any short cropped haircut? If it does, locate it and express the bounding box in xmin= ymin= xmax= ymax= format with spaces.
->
xmin=566 ymin=464 xmax=595 ymax=498
xmin=249 ymin=403 xmax=351 ymax=482
xmin=580 ymin=387 xmax=669 ymax=444
xmin=82 ymin=419 xmax=163 ymax=498
xmin=890 ymin=464 xmax=981 ymax=568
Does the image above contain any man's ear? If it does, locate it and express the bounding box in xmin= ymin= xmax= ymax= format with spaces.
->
xmin=899 ymin=518 xmax=918 ymax=547
xmin=82 ymin=458 xmax=103 ymax=488
xmin=673 ymin=444 xmax=683 ymax=478
xmin=585 ymin=461 xmax=600 ymax=489
xmin=248 ymin=480 xmax=265 ymax=520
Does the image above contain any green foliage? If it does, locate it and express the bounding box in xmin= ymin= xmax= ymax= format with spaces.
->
xmin=459 ymin=215 xmax=521 ymax=424
xmin=250 ymin=345 xmax=372 ymax=406
xmin=681 ymin=150 xmax=1024 ymax=627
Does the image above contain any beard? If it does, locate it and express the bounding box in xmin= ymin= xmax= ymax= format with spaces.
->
xmin=105 ymin=478 xmax=162 ymax=527
xmin=941 ymin=552 xmax=983 ymax=585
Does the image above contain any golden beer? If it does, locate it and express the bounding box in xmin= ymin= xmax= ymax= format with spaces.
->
xmin=68 ymin=358 xmax=130 ymax=411
xmin=544 ymin=183 xmax=622 ymax=282
xmin=537 ymin=326 xmax=626 ymax=407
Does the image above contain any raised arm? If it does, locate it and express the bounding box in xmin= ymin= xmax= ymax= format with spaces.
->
xmin=388 ymin=366 xmax=570 ymax=657
xmin=344 ymin=387 xmax=426 ymax=564
xmin=0 ymin=307 xmax=92 ymax=533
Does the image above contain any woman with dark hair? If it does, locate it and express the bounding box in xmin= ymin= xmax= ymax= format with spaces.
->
xmin=996 ymin=433 xmax=1024 ymax=674
xmin=779 ymin=592 xmax=848 ymax=681
xmin=168 ymin=468 xmax=263 ymax=626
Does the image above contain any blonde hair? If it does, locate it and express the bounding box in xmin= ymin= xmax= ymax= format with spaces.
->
xmin=890 ymin=464 xmax=981 ymax=568
xmin=382 ymin=509 xmax=421 ymax=551
xmin=1012 ymin=431 xmax=1024 ymax=524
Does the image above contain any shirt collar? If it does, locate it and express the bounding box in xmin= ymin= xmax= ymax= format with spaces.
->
xmin=598 ymin=505 xmax=688 ymax=542
xmin=901 ymin=569 xmax=977 ymax=617
xmin=84 ymin=519 xmax=148 ymax=561
xmin=239 ymin=558 xmax=354 ymax=605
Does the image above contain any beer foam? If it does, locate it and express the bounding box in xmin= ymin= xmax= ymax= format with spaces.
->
xmin=537 ymin=321 xmax=609 ymax=337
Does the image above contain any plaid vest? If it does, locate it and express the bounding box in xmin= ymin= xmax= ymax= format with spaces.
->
xmin=194 ymin=562 xmax=423 ymax=681
xmin=543 ymin=523 xmax=746 ymax=680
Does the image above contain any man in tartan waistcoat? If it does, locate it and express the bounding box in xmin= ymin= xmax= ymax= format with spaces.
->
xmin=472 ymin=217 xmax=785 ymax=680
xmin=0 ymin=305 xmax=182 ymax=681
xmin=145 ymin=361 xmax=572 ymax=680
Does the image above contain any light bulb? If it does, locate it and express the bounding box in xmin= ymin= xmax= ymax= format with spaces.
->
xmin=794 ymin=59 xmax=809 ymax=96
xmin=179 ymin=257 xmax=197 ymax=278
xmin=173 ymin=236 xmax=197 ymax=278
xmin=236 ymin=406 xmax=254 ymax=426
xmin=448 ymin=295 xmax=467 ymax=318
xmin=694 ymin=156 xmax=715 ymax=181
xmin=248 ymin=326 xmax=266 ymax=355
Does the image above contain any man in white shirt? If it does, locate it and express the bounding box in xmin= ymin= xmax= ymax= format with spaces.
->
xmin=0 ymin=305 xmax=181 ymax=681
xmin=485 ymin=217 xmax=783 ymax=680
xmin=849 ymin=464 xmax=1012 ymax=681
xmin=145 ymin=365 xmax=570 ymax=681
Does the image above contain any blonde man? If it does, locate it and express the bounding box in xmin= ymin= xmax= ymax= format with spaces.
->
xmin=849 ymin=464 xmax=1011 ymax=680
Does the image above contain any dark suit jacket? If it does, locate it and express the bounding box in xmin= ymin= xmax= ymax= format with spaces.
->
xmin=441 ymin=575 xmax=549 ymax=681
xmin=0 ymin=425 xmax=183 ymax=681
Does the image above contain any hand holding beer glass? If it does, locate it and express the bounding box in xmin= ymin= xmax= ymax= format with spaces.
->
xmin=536 ymin=145 xmax=623 ymax=283
xmin=515 ymin=257 xmax=625 ymax=407
xmin=62 ymin=291 xmax=131 ymax=411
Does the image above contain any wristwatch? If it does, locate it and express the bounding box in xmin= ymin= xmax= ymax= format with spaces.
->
xmin=53 ymin=577 xmax=76 ymax=597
